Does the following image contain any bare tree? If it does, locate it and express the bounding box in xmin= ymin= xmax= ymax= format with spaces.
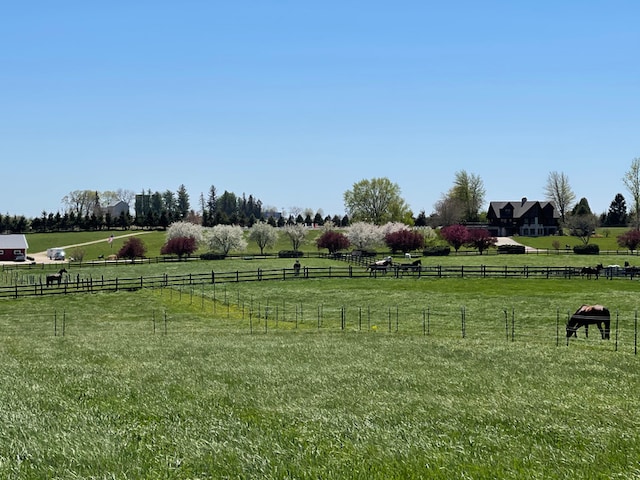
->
xmin=433 ymin=195 xmax=464 ymax=226
xmin=623 ymin=158 xmax=640 ymax=230
xmin=544 ymin=171 xmax=576 ymax=224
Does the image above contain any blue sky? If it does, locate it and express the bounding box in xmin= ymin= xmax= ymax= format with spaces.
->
xmin=2 ymin=1 xmax=638 ymax=219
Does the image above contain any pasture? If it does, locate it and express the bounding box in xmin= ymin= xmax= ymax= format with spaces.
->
xmin=1 ymin=252 xmax=640 ymax=478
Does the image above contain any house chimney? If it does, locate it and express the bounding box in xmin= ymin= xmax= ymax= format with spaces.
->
xmin=521 ymin=197 xmax=527 ymax=206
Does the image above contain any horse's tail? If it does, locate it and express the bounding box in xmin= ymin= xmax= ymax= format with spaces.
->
xmin=603 ymin=308 xmax=611 ymax=339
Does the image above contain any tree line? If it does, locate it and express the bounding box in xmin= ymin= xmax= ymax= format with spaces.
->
xmin=2 ymin=157 xmax=639 ymax=235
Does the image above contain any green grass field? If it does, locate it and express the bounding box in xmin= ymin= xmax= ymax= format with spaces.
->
xmin=2 ymin=230 xmax=640 ymax=478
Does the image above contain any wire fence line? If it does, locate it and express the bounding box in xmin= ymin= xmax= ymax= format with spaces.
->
xmin=2 ymin=300 xmax=638 ymax=355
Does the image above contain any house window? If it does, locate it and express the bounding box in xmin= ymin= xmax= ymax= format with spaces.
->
xmin=0 ymin=250 xmax=4 ymax=255
xmin=13 ymin=250 xmax=22 ymax=255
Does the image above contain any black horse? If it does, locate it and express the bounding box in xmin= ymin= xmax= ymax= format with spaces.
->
xmin=566 ymin=304 xmax=610 ymax=340
xmin=580 ymin=264 xmax=603 ymax=279
xmin=397 ymin=259 xmax=422 ymax=274
xmin=46 ymin=268 xmax=67 ymax=287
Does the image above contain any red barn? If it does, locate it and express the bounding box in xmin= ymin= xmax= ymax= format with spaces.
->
xmin=0 ymin=234 xmax=29 ymax=261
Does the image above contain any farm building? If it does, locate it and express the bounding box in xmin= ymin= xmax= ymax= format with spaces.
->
xmin=486 ymin=198 xmax=559 ymax=237
xmin=0 ymin=234 xmax=29 ymax=261
xmin=103 ymin=200 xmax=130 ymax=218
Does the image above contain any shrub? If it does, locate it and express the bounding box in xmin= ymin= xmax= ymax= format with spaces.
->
xmin=200 ymin=252 xmax=227 ymax=260
xmin=573 ymin=244 xmax=600 ymax=255
xmin=497 ymin=245 xmax=525 ymax=254
xmin=278 ymin=250 xmax=304 ymax=258
xmin=423 ymin=246 xmax=451 ymax=256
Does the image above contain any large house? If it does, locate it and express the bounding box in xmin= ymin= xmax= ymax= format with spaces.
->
xmin=0 ymin=234 xmax=29 ymax=261
xmin=487 ymin=198 xmax=559 ymax=237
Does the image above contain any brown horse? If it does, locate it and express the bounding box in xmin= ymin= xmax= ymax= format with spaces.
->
xmin=580 ymin=264 xmax=603 ymax=279
xmin=397 ymin=259 xmax=422 ymax=274
xmin=566 ymin=304 xmax=610 ymax=339
xmin=46 ymin=268 xmax=67 ymax=287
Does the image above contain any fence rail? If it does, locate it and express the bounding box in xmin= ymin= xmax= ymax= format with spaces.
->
xmin=1 ymin=263 xmax=638 ymax=299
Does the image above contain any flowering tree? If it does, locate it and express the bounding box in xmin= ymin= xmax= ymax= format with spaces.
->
xmin=204 ymin=225 xmax=247 ymax=255
xmin=166 ymin=221 xmax=204 ymax=243
xmin=282 ymin=224 xmax=308 ymax=251
xmin=160 ymin=236 xmax=197 ymax=260
xmin=465 ymin=228 xmax=497 ymax=255
xmin=248 ymin=222 xmax=279 ymax=254
xmin=345 ymin=222 xmax=383 ymax=250
xmin=117 ymin=237 xmax=147 ymax=262
xmin=617 ymin=229 xmax=640 ymax=252
xmin=440 ymin=224 xmax=469 ymax=252
xmin=384 ymin=229 xmax=425 ymax=254
xmin=316 ymin=230 xmax=351 ymax=253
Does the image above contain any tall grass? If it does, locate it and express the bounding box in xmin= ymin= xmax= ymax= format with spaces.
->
xmin=1 ymin=281 xmax=639 ymax=478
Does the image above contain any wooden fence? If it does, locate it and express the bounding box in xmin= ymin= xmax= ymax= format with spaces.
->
xmin=1 ymin=264 xmax=638 ymax=299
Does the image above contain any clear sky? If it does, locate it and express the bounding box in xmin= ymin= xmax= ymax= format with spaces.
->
xmin=2 ymin=1 xmax=638 ymax=220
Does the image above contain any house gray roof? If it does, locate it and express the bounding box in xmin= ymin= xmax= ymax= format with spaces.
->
xmin=489 ymin=200 xmax=559 ymax=219
xmin=0 ymin=234 xmax=29 ymax=249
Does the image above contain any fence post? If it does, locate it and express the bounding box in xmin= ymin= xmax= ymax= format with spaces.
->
xmin=556 ymin=308 xmax=560 ymax=347
xmin=461 ymin=306 xmax=466 ymax=338
xmin=615 ymin=310 xmax=619 ymax=352
xmin=634 ymin=310 xmax=638 ymax=356
xmin=511 ymin=308 xmax=515 ymax=342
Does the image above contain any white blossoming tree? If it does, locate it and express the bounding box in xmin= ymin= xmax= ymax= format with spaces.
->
xmin=166 ymin=221 xmax=204 ymax=244
xmin=282 ymin=224 xmax=308 ymax=251
xmin=345 ymin=222 xmax=383 ymax=250
xmin=204 ymin=225 xmax=247 ymax=255
xmin=248 ymin=222 xmax=279 ymax=255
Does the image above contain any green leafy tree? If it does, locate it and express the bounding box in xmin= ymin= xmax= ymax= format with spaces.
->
xmin=343 ymin=177 xmax=410 ymax=225
xmin=176 ymin=184 xmax=190 ymax=220
xmin=448 ymin=171 xmax=485 ymax=222
xmin=605 ymin=193 xmax=627 ymax=226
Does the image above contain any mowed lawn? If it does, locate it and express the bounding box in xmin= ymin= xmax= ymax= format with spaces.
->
xmin=1 ymin=272 xmax=639 ymax=479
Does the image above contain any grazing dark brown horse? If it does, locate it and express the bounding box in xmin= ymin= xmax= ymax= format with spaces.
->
xmin=580 ymin=264 xmax=603 ymax=279
xmin=46 ymin=268 xmax=67 ymax=287
xmin=566 ymin=304 xmax=610 ymax=339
